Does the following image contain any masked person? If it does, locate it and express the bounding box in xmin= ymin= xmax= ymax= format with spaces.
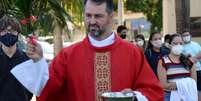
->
xmin=162 ymin=34 xmax=171 ymax=53
xmin=117 ymin=25 xmax=128 ymax=39
xmin=157 ymin=33 xmax=197 ymax=101
xmin=181 ymin=29 xmax=201 ymax=101
xmin=11 ymin=0 xmax=164 ymax=101
xmin=135 ymin=34 xmax=146 ymax=51
xmin=0 ymin=15 xmax=33 ymax=101
xmin=145 ymin=32 xmax=169 ymax=76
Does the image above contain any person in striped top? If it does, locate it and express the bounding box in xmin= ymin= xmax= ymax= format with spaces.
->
xmin=157 ymin=33 xmax=197 ymax=101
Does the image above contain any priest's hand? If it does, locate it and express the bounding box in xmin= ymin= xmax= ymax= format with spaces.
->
xmin=26 ymin=39 xmax=43 ymax=62
xmin=121 ymin=88 xmax=137 ymax=101
xmin=121 ymin=88 xmax=133 ymax=94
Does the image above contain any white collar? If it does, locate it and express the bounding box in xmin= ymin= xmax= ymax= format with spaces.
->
xmin=88 ymin=32 xmax=115 ymax=47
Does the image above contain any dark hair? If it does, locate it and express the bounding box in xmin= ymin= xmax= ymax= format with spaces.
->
xmin=117 ymin=25 xmax=127 ymax=33
xmin=169 ymin=33 xmax=193 ymax=69
xmin=168 ymin=33 xmax=179 ymax=44
xmin=135 ymin=34 xmax=146 ymax=49
xmin=147 ymin=31 xmax=161 ymax=49
xmin=0 ymin=15 xmax=21 ymax=33
xmin=181 ymin=29 xmax=190 ymax=34
xmin=84 ymin=0 xmax=114 ymax=14
xmin=164 ymin=34 xmax=171 ymax=43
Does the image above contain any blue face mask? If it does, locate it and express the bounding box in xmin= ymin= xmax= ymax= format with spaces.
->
xmin=0 ymin=33 xmax=18 ymax=47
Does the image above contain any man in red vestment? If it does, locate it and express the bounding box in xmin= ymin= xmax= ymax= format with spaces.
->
xmin=11 ymin=0 xmax=164 ymax=101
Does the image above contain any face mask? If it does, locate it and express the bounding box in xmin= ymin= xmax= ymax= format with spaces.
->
xmin=151 ymin=40 xmax=162 ymax=48
xmin=136 ymin=40 xmax=144 ymax=47
xmin=120 ymin=34 xmax=127 ymax=39
xmin=0 ymin=33 xmax=18 ymax=47
xmin=171 ymin=45 xmax=184 ymax=55
xmin=182 ymin=35 xmax=191 ymax=43
xmin=164 ymin=42 xmax=170 ymax=48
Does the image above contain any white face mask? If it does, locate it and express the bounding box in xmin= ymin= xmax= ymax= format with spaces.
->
xmin=182 ymin=35 xmax=191 ymax=43
xmin=164 ymin=42 xmax=170 ymax=48
xmin=171 ymin=45 xmax=184 ymax=55
xmin=151 ymin=40 xmax=162 ymax=48
xmin=136 ymin=40 xmax=144 ymax=47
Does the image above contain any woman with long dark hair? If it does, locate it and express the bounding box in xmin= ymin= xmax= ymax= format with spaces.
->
xmin=145 ymin=32 xmax=169 ymax=76
xmin=157 ymin=33 xmax=197 ymax=101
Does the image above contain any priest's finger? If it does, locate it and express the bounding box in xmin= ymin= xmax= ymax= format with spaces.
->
xmin=121 ymin=88 xmax=133 ymax=94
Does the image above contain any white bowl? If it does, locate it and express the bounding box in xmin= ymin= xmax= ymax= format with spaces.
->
xmin=102 ymin=92 xmax=134 ymax=101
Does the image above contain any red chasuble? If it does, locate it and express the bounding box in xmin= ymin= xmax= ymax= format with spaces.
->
xmin=37 ymin=35 xmax=164 ymax=101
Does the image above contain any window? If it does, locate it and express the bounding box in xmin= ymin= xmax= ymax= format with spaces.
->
xmin=190 ymin=17 xmax=201 ymax=37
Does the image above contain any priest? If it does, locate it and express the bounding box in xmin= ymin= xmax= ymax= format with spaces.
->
xmin=11 ymin=0 xmax=164 ymax=101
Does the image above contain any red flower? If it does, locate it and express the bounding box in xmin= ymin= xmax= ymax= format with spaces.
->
xmin=20 ymin=18 xmax=29 ymax=25
xmin=29 ymin=15 xmax=38 ymax=22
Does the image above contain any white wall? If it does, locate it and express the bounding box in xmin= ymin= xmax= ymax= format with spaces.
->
xmin=190 ymin=0 xmax=201 ymax=17
xmin=162 ymin=0 xmax=177 ymax=35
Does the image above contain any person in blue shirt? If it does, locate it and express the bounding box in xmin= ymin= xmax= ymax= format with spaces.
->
xmin=145 ymin=31 xmax=169 ymax=76
xmin=181 ymin=29 xmax=201 ymax=101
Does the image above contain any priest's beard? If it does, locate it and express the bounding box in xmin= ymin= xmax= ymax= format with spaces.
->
xmin=87 ymin=24 xmax=104 ymax=38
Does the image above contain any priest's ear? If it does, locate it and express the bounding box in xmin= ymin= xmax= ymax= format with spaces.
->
xmin=107 ymin=12 xmax=114 ymax=25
